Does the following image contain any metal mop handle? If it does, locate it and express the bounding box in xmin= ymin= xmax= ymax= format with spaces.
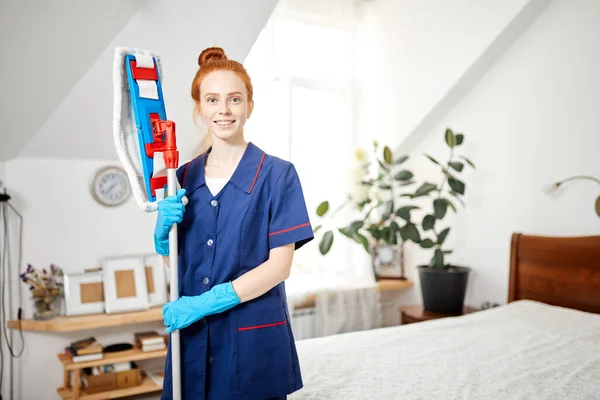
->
xmin=152 ymin=120 xmax=182 ymax=400
xmin=168 ymin=168 xmax=182 ymax=400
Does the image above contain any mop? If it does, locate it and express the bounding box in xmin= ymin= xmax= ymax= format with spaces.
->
xmin=112 ymin=47 xmax=182 ymax=400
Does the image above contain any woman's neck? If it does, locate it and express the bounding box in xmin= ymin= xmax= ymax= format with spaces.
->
xmin=205 ymin=136 xmax=248 ymax=179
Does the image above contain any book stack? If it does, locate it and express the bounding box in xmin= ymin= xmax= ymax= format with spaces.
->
xmin=65 ymin=336 xmax=104 ymax=363
xmin=134 ymin=331 xmax=166 ymax=352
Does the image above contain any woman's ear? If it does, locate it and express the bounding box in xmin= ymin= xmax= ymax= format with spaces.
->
xmin=247 ymin=99 xmax=254 ymax=119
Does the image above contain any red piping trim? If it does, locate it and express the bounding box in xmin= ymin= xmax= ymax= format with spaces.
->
xmin=182 ymin=161 xmax=192 ymax=187
xmin=238 ymin=320 xmax=287 ymax=331
xmin=248 ymin=153 xmax=266 ymax=193
xmin=269 ymin=222 xmax=311 ymax=237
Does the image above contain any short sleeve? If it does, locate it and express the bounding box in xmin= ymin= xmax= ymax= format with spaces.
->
xmin=268 ymin=164 xmax=314 ymax=251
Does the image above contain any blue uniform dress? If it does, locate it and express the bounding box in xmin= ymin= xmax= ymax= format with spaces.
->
xmin=161 ymin=142 xmax=314 ymax=400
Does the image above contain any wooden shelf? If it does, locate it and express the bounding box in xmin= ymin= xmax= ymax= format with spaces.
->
xmin=58 ymin=347 xmax=167 ymax=371
xmin=7 ymin=307 xmax=163 ymax=332
xmin=8 ymin=279 xmax=413 ymax=331
xmin=57 ymin=375 xmax=161 ymax=400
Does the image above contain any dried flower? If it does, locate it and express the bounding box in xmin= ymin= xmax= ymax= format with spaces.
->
xmin=20 ymin=263 xmax=64 ymax=299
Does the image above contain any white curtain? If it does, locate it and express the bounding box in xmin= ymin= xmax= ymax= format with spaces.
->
xmin=314 ymin=285 xmax=382 ymax=337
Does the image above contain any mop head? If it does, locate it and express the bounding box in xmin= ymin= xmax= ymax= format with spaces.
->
xmin=112 ymin=46 xmax=169 ymax=212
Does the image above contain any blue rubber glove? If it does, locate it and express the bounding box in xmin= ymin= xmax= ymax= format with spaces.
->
xmin=162 ymin=282 xmax=241 ymax=333
xmin=154 ymin=188 xmax=186 ymax=256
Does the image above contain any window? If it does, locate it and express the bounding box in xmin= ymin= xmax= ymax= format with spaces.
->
xmin=245 ymin=1 xmax=372 ymax=292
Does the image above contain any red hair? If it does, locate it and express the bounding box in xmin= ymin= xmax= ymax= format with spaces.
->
xmin=191 ymin=47 xmax=254 ymax=154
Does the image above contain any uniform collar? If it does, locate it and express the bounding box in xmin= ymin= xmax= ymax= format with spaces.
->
xmin=185 ymin=142 xmax=266 ymax=195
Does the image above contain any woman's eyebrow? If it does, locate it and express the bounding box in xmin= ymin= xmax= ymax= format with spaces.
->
xmin=204 ymin=91 xmax=243 ymax=97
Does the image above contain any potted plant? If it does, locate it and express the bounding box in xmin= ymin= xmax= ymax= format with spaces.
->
xmin=314 ymin=141 xmax=421 ymax=280
xmin=20 ymin=263 xmax=64 ymax=320
xmin=412 ymin=128 xmax=476 ymax=313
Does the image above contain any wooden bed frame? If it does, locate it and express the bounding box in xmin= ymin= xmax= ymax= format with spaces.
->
xmin=508 ymin=232 xmax=600 ymax=314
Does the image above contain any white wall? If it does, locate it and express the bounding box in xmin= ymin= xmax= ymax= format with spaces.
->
xmin=354 ymin=0 xmax=530 ymax=149
xmin=402 ymin=0 xmax=600 ymax=307
xmin=0 ymin=162 xmax=5 ymax=185
xmin=2 ymin=158 xmax=165 ymax=400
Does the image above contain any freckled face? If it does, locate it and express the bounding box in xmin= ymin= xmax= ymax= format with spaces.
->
xmin=198 ymin=70 xmax=253 ymax=141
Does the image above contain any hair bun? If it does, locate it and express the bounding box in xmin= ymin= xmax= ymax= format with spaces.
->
xmin=198 ymin=47 xmax=227 ymax=67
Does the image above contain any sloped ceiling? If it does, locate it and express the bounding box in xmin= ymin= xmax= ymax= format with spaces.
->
xmin=0 ymin=0 xmax=147 ymax=161
xmin=0 ymin=0 xmax=278 ymax=161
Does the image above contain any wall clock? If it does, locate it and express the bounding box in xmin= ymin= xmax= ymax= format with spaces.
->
xmin=91 ymin=166 xmax=131 ymax=207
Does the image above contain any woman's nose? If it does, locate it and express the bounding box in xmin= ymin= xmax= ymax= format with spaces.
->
xmin=219 ymin=104 xmax=231 ymax=114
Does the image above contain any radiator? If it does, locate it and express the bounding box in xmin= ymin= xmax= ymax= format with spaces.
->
xmin=290 ymin=307 xmax=316 ymax=340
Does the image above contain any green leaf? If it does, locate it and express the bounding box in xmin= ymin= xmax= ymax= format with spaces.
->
xmin=422 ymin=215 xmax=436 ymax=231
xmin=383 ymin=146 xmax=393 ymax=164
xmin=316 ymin=201 xmax=329 ymax=216
xmin=443 ymin=198 xmax=457 ymax=212
xmin=396 ymin=205 xmax=419 ymax=221
xmin=448 ymin=178 xmax=465 ymax=195
xmin=433 ymin=198 xmax=448 ymax=219
xmin=460 ymin=155 xmax=476 ymax=169
xmin=338 ymin=227 xmax=352 ymax=238
xmin=437 ymin=227 xmax=450 ymax=245
xmin=394 ymin=170 xmax=413 ymax=181
xmin=347 ymin=221 xmax=364 ymax=235
xmin=420 ymin=238 xmax=435 ymax=248
xmin=413 ymin=182 xmax=438 ymax=198
xmin=372 ymin=228 xmax=382 ymax=241
xmin=393 ymin=155 xmax=409 ymax=164
xmin=455 ymin=134 xmax=464 ymax=145
xmin=313 ymin=225 xmax=322 ymax=233
xmin=356 ymin=233 xmax=370 ymax=253
xmin=382 ymin=200 xmax=394 ymax=220
xmin=424 ymin=153 xmax=440 ymax=165
xmin=388 ymin=221 xmax=401 ymax=245
xmin=377 ymin=159 xmax=390 ymax=172
xmin=442 ymin=250 xmax=453 ymax=254
xmin=448 ymin=161 xmax=464 ymax=172
xmin=319 ymin=231 xmax=334 ymax=255
xmin=379 ymin=184 xmax=391 ymax=190
xmin=445 ymin=128 xmax=456 ymax=148
xmin=431 ymin=248 xmax=444 ymax=268
xmin=401 ymin=223 xmax=421 ymax=243
xmin=380 ymin=227 xmax=390 ymax=243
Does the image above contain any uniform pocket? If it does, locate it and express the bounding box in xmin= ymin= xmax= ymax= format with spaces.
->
xmin=240 ymin=208 xmax=264 ymax=251
xmin=236 ymin=304 xmax=295 ymax=398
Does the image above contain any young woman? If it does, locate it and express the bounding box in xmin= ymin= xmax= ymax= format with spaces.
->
xmin=155 ymin=47 xmax=314 ymax=400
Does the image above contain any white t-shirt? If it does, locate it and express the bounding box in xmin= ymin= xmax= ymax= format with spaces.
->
xmin=205 ymin=175 xmax=229 ymax=197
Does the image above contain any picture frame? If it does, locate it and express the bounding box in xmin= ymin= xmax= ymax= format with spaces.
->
xmin=102 ymin=256 xmax=149 ymax=314
xmin=64 ymin=272 xmax=105 ymax=316
xmin=142 ymin=253 xmax=168 ymax=307
xmin=371 ymin=242 xmax=406 ymax=280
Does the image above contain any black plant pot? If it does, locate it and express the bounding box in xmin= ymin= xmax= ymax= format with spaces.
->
xmin=418 ymin=265 xmax=471 ymax=313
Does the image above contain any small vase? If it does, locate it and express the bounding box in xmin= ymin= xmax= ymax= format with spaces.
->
xmin=32 ymin=296 xmax=60 ymax=320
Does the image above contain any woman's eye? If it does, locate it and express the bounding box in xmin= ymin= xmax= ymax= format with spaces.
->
xmin=230 ymin=97 xmax=241 ymax=103
xmin=207 ymin=98 xmax=217 ymax=103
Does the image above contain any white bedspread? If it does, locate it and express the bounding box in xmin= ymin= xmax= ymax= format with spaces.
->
xmin=290 ymin=300 xmax=600 ymax=400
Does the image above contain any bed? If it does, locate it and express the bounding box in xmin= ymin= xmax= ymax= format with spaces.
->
xmin=290 ymin=233 xmax=600 ymax=399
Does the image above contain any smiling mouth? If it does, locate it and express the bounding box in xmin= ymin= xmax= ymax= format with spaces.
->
xmin=214 ymin=120 xmax=236 ymax=126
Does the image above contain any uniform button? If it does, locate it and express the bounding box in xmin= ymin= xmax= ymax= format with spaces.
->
xmin=210 ymin=199 xmax=218 ymax=207
xmin=201 ymin=318 xmax=207 ymax=324
xmin=207 ymin=239 xmax=214 ymax=246
xmin=203 ymin=277 xmax=210 ymax=285
xmin=208 ymin=356 xmax=213 ymax=363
